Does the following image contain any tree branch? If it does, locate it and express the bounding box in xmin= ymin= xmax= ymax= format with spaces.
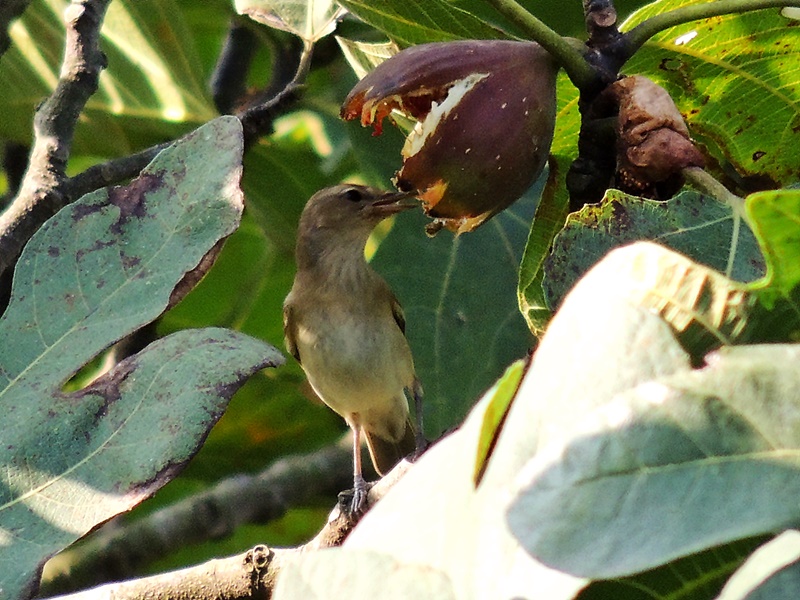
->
xmin=44 ymin=546 xmax=279 ymax=600
xmin=210 ymin=19 xmax=259 ymax=115
xmin=61 ymin=142 xmax=169 ymax=200
xmin=623 ymin=0 xmax=800 ymax=60
xmin=0 ymin=0 xmax=110 ymax=276
xmin=239 ymin=40 xmax=311 ymax=148
xmin=42 ymin=446 xmax=418 ymax=599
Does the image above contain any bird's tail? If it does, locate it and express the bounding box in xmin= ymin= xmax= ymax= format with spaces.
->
xmin=364 ymin=417 xmax=417 ymax=476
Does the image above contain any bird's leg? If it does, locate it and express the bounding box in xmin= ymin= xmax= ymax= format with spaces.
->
xmin=350 ymin=423 xmax=368 ymax=515
xmin=412 ymin=379 xmax=427 ymax=456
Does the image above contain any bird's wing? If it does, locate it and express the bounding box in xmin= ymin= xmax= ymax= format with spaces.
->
xmin=390 ymin=295 xmax=406 ymax=335
xmin=283 ymin=303 xmax=302 ymax=364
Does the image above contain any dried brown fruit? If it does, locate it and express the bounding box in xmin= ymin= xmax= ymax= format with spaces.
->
xmin=607 ymin=75 xmax=704 ymax=196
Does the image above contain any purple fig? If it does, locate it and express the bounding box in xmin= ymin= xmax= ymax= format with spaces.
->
xmin=342 ymin=40 xmax=558 ymax=233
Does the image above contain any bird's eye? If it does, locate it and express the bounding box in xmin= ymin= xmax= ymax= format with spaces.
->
xmin=343 ymin=188 xmax=363 ymax=202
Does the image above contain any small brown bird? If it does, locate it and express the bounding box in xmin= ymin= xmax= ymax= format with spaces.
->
xmin=283 ymin=184 xmax=423 ymax=513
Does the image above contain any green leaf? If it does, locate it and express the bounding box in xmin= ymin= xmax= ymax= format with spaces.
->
xmin=473 ymin=359 xmax=527 ymax=486
xmin=577 ymin=537 xmax=766 ymax=600
xmin=373 ymin=189 xmax=536 ymax=438
xmin=335 ymin=37 xmax=399 ymax=79
xmin=621 ymin=1 xmax=800 ymax=187
xmin=542 ymin=190 xmax=765 ymax=311
xmin=518 ymin=70 xmax=579 ymax=335
xmin=718 ymin=532 xmax=800 ymax=600
xmin=235 ymin=0 xmax=346 ymax=43
xmin=747 ymin=189 xmax=800 ymax=303
xmin=733 ymin=188 xmax=800 ymax=343
xmin=337 ymin=0 xmax=509 ymax=45
xmin=508 ymin=332 xmax=800 ymax=578
xmin=0 ymin=0 xmax=216 ymax=155
xmin=0 ymin=117 xmax=282 ymax=597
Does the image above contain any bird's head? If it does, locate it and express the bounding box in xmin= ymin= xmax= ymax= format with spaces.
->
xmin=299 ymin=184 xmax=417 ymax=235
xmin=295 ymin=184 xmax=418 ymax=269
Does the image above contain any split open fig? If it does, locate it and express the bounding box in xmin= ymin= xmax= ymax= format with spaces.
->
xmin=341 ymin=40 xmax=559 ymax=234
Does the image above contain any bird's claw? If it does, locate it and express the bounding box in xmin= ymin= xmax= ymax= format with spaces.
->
xmin=350 ymin=474 xmax=369 ymax=516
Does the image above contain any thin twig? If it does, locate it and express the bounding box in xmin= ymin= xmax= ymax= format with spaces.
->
xmin=239 ymin=40 xmax=312 ymax=147
xmin=0 ymin=0 xmax=111 ymax=276
xmin=62 ymin=142 xmax=169 ymax=200
xmin=623 ymin=0 xmax=800 ymax=60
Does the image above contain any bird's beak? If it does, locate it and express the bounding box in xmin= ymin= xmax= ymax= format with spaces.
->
xmin=364 ymin=190 xmax=419 ymax=217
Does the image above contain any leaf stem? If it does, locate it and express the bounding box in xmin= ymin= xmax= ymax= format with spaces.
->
xmin=624 ymin=0 xmax=800 ymax=58
xmin=683 ymin=166 xmax=748 ymax=222
xmin=482 ymin=0 xmax=598 ymax=90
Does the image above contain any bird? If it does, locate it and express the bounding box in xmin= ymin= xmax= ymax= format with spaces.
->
xmin=283 ymin=184 xmax=424 ymax=514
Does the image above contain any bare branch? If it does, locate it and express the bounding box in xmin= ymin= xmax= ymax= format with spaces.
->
xmin=45 ymin=546 xmax=277 ymax=600
xmin=210 ymin=19 xmax=259 ymax=114
xmin=0 ymin=0 xmax=111 ymax=275
xmin=62 ymin=142 xmax=170 ymax=199
xmin=42 ymin=446 xmax=419 ymax=600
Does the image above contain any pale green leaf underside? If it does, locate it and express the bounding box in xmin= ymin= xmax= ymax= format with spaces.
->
xmin=235 ymin=0 xmax=345 ymax=42
xmin=509 ymin=307 xmax=800 ymax=579
xmin=274 ymin=549 xmax=456 ymax=599
xmin=718 ymin=531 xmax=800 ymax=600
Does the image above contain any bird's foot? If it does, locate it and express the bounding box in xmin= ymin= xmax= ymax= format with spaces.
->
xmin=348 ymin=474 xmax=369 ymax=516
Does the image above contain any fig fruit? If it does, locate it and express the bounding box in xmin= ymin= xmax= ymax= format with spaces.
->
xmin=341 ymin=40 xmax=558 ymax=234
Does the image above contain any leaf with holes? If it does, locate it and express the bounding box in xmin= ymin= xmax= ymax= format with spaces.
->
xmin=0 ymin=117 xmax=283 ymax=599
xmin=542 ymin=189 xmax=765 ymax=311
